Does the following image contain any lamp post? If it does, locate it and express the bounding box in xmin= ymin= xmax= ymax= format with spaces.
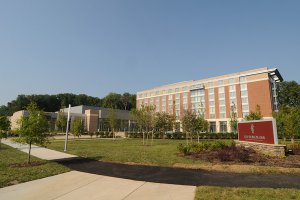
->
xmin=64 ymin=104 xmax=71 ymax=152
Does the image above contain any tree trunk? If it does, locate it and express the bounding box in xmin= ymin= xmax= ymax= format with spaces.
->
xmin=0 ymin=138 xmax=2 ymax=149
xmin=197 ymin=132 xmax=199 ymax=143
xmin=28 ymin=142 xmax=32 ymax=164
xmin=143 ymin=132 xmax=145 ymax=145
xmin=151 ymin=130 xmax=154 ymax=146
xmin=291 ymin=136 xmax=295 ymax=144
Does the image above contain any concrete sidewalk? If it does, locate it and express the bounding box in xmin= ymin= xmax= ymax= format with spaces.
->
xmin=2 ymin=139 xmax=77 ymax=160
xmin=1 ymin=139 xmax=196 ymax=200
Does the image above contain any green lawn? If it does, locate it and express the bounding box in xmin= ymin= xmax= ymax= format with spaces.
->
xmin=46 ymin=138 xmax=300 ymax=174
xmin=0 ymin=144 xmax=70 ymax=188
xmin=195 ymin=186 xmax=300 ymax=200
xmin=47 ymin=138 xmax=206 ymax=166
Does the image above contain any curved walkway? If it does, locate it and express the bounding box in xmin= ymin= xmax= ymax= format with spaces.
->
xmin=56 ymin=157 xmax=300 ymax=189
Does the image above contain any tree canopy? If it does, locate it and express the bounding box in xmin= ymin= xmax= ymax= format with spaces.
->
xmin=277 ymin=81 xmax=300 ymax=107
xmin=0 ymin=93 xmax=136 ymax=116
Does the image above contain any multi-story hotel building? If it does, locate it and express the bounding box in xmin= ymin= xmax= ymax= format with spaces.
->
xmin=136 ymin=68 xmax=283 ymax=133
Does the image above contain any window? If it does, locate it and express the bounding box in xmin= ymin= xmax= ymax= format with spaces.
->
xmin=155 ymin=91 xmax=159 ymax=95
xmin=219 ymin=93 xmax=225 ymax=99
xmin=229 ymin=85 xmax=235 ymax=91
xmin=219 ymin=113 xmax=226 ymax=119
xmin=241 ymin=91 xmax=248 ymax=97
xmin=218 ymin=80 xmax=224 ymax=86
xmin=162 ymin=90 xmax=165 ymax=94
xmin=209 ymin=94 xmax=215 ymax=100
xmin=230 ymin=92 xmax=236 ymax=98
xmin=220 ymin=121 xmax=227 ymax=133
xmin=229 ymin=78 xmax=235 ymax=84
xmin=138 ymin=94 xmax=143 ymax=98
xmin=242 ymin=97 xmax=248 ymax=104
xmin=210 ymin=114 xmax=215 ymax=119
xmin=242 ymin=105 xmax=249 ymax=111
xmin=219 ymin=100 xmax=225 ymax=106
xmin=191 ymin=89 xmax=205 ymax=114
xmin=240 ymin=76 xmax=247 ymax=83
xmin=240 ymin=83 xmax=247 ymax=91
xmin=210 ymin=107 xmax=215 ymax=113
xmin=182 ymin=86 xmax=188 ymax=91
xmin=168 ymin=89 xmax=173 ymax=94
xmin=209 ymin=88 xmax=214 ymax=94
xmin=208 ymin=81 xmax=214 ymax=87
xmin=175 ymin=88 xmax=179 ymax=92
xmin=162 ymin=96 xmax=166 ymax=112
xmin=209 ymin=101 xmax=215 ymax=106
xmin=155 ymin=97 xmax=160 ymax=112
xmin=210 ymin=122 xmax=216 ymax=132
xmin=218 ymin=87 xmax=225 ymax=93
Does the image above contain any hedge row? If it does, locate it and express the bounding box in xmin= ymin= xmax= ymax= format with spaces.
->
xmin=126 ymin=132 xmax=238 ymax=140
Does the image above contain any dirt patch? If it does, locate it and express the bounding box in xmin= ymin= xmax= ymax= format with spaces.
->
xmin=10 ymin=161 xmax=45 ymax=168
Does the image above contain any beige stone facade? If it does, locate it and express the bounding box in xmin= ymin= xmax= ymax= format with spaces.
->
xmin=136 ymin=68 xmax=283 ymax=133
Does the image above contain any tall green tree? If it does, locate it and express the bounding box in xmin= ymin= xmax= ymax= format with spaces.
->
xmin=277 ymin=81 xmax=300 ymax=108
xmin=16 ymin=102 xmax=49 ymax=163
xmin=0 ymin=116 xmax=10 ymax=149
xmin=182 ymin=110 xmax=198 ymax=144
xmin=244 ymin=104 xmax=263 ymax=121
xmin=71 ymin=118 xmax=84 ymax=139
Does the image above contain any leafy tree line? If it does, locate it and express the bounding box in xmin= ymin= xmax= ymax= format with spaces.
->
xmin=0 ymin=92 xmax=136 ymax=116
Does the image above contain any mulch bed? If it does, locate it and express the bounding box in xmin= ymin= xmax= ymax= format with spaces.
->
xmin=189 ymin=147 xmax=300 ymax=168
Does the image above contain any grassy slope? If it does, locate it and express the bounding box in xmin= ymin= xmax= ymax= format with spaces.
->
xmin=0 ymin=144 xmax=70 ymax=188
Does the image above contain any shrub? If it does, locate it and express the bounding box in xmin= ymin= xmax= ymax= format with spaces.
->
xmin=178 ymin=143 xmax=191 ymax=155
xmin=95 ymin=132 xmax=100 ymax=138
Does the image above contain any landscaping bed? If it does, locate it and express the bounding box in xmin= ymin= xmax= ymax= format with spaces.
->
xmin=179 ymin=141 xmax=300 ymax=168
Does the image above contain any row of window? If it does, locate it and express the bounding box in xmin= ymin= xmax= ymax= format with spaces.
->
xmin=138 ymin=83 xmax=249 ymax=119
xmin=138 ymin=76 xmax=247 ymax=98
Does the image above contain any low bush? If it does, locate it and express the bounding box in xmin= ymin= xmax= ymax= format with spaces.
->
xmin=177 ymin=143 xmax=191 ymax=155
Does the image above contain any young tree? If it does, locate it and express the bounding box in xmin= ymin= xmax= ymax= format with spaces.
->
xmin=16 ymin=102 xmax=49 ymax=163
xmin=230 ymin=102 xmax=238 ymax=133
xmin=245 ymin=104 xmax=263 ymax=121
xmin=182 ymin=110 xmax=198 ymax=144
xmin=284 ymin=107 xmax=300 ymax=144
xmin=0 ymin=116 xmax=10 ymax=149
xmin=55 ymin=110 xmax=67 ymax=132
xmin=71 ymin=118 xmax=84 ymax=139
xmin=154 ymin=112 xmax=175 ymax=138
xmin=273 ymin=106 xmax=288 ymax=142
xmin=108 ymin=108 xmax=118 ymax=140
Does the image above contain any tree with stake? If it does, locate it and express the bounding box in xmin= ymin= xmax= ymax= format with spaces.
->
xmin=245 ymin=104 xmax=263 ymax=121
xmin=108 ymin=108 xmax=118 ymax=140
xmin=55 ymin=110 xmax=67 ymax=132
xmin=0 ymin=116 xmax=10 ymax=149
xmin=16 ymin=102 xmax=49 ymax=163
xmin=71 ymin=118 xmax=84 ymax=139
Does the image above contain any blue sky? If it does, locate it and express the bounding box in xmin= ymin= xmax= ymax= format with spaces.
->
xmin=1 ymin=0 xmax=300 ymax=105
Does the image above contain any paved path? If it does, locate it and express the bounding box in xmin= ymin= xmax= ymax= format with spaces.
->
xmin=0 ymin=139 xmax=195 ymax=200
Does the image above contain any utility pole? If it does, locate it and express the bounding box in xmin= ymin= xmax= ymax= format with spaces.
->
xmin=64 ymin=104 xmax=71 ymax=152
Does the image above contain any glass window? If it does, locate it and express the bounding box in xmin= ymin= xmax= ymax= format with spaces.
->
xmin=230 ymin=92 xmax=236 ymax=98
xmin=229 ymin=78 xmax=235 ymax=84
xmin=240 ymin=76 xmax=247 ymax=83
xmin=208 ymin=81 xmax=214 ymax=87
xmin=209 ymin=88 xmax=214 ymax=94
xmin=209 ymin=94 xmax=214 ymax=100
xmin=242 ymin=97 xmax=248 ymax=104
xmin=175 ymin=88 xmax=179 ymax=92
xmin=242 ymin=105 xmax=249 ymax=111
xmin=168 ymin=89 xmax=173 ymax=94
xmin=182 ymin=86 xmax=188 ymax=91
xmin=218 ymin=80 xmax=224 ymax=86
xmin=210 ymin=107 xmax=215 ymax=114
xmin=210 ymin=114 xmax=215 ymax=119
xmin=219 ymin=113 xmax=226 ymax=119
xmin=229 ymin=85 xmax=235 ymax=91
xmin=220 ymin=121 xmax=227 ymax=133
xmin=209 ymin=101 xmax=215 ymax=106
xmin=219 ymin=100 xmax=225 ymax=106
xmin=155 ymin=91 xmax=159 ymax=95
xmin=218 ymin=87 xmax=225 ymax=93
xmin=241 ymin=90 xmax=248 ymax=97
xmin=210 ymin=122 xmax=216 ymax=132
xmin=219 ymin=93 xmax=225 ymax=99
xmin=240 ymin=83 xmax=247 ymax=91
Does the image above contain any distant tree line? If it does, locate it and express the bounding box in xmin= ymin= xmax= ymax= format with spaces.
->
xmin=0 ymin=92 xmax=136 ymax=116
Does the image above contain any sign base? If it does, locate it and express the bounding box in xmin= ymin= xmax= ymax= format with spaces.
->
xmin=235 ymin=140 xmax=286 ymax=158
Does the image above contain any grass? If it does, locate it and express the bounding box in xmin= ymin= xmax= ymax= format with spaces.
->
xmin=0 ymin=144 xmax=70 ymax=188
xmin=195 ymin=186 xmax=300 ymax=200
xmin=46 ymin=138 xmax=300 ymax=174
xmin=47 ymin=138 xmax=206 ymax=166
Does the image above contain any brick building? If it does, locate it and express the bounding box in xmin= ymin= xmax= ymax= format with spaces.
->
xmin=136 ymin=68 xmax=283 ymax=133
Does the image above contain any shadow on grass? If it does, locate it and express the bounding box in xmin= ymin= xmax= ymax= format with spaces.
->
xmin=54 ymin=157 xmax=300 ymax=189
